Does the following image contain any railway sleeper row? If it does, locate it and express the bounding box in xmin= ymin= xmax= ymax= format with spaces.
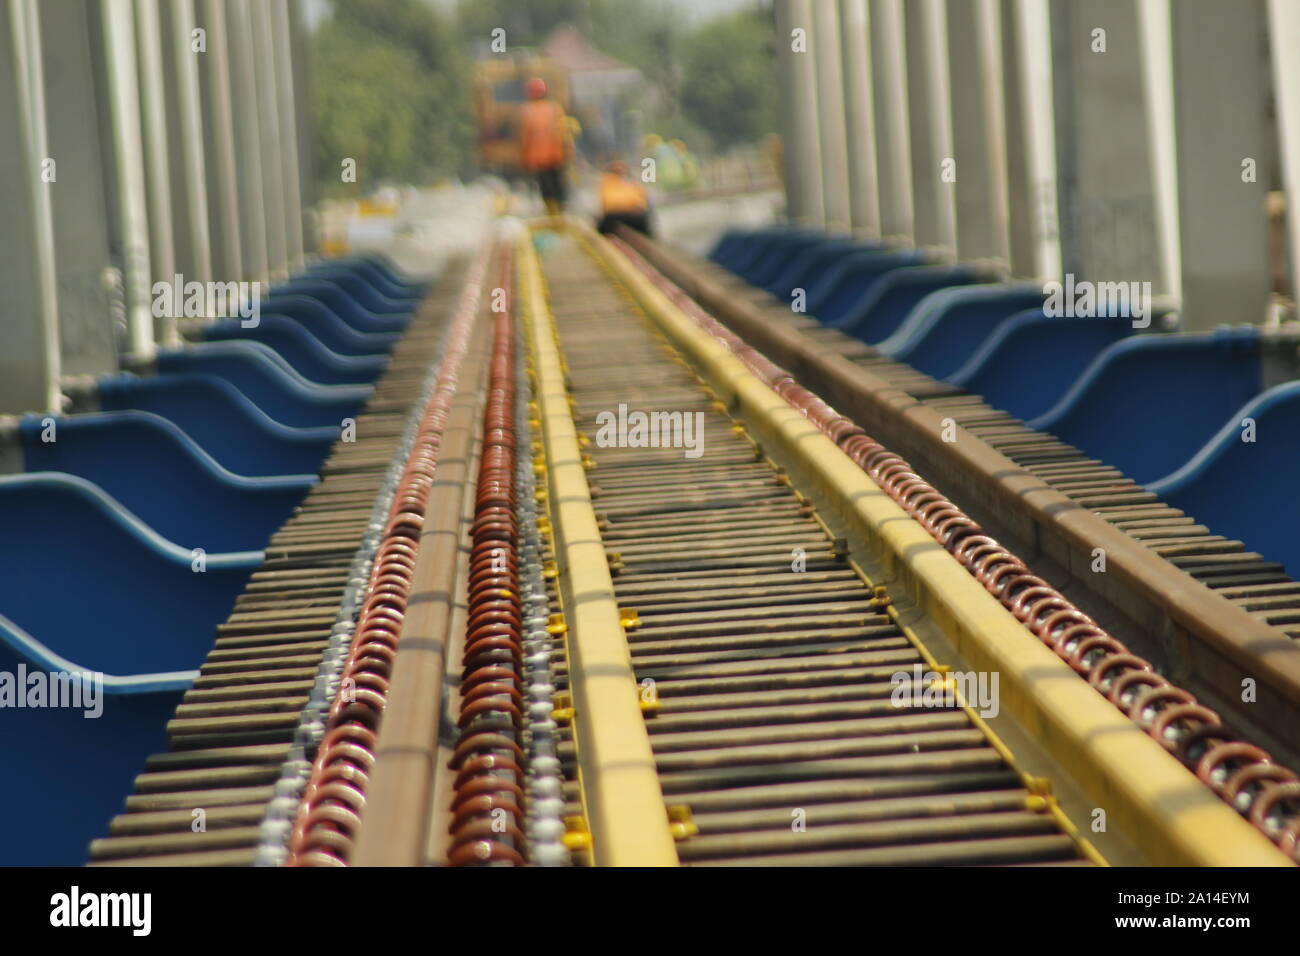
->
xmin=622 ymin=230 xmax=1300 ymax=768
xmin=538 ymin=247 xmax=1095 ymax=865
xmin=83 ymin=223 xmax=1300 ymax=867
xmin=86 ymin=259 xmax=473 ymax=866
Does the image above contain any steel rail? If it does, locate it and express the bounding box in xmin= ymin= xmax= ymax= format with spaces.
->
xmin=348 ymin=286 xmax=491 ymax=866
xmin=444 ymin=244 xmax=529 ymax=865
xmin=88 ymin=258 xmax=473 ymax=866
xmin=285 ymin=243 xmax=492 ymax=865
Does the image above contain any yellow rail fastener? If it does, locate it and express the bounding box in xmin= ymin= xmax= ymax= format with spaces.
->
xmin=930 ymin=674 xmax=958 ymax=696
xmin=1024 ymin=793 xmax=1054 ymax=813
xmin=562 ymin=816 xmax=593 ymax=853
xmin=552 ymin=691 xmax=575 ymax=725
xmin=1025 ymin=776 xmax=1053 ymax=796
xmin=668 ymin=806 xmax=699 ymax=841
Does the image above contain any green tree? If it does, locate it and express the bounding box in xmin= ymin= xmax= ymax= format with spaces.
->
xmin=679 ymin=7 xmax=776 ymax=151
xmin=311 ymin=0 xmax=473 ymax=194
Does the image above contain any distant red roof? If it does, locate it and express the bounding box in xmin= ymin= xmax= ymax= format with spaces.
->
xmin=542 ymin=24 xmax=633 ymax=73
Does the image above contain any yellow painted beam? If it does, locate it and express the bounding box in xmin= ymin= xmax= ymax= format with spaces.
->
xmin=574 ymin=220 xmax=1290 ymax=868
xmin=515 ymin=232 xmax=679 ymax=867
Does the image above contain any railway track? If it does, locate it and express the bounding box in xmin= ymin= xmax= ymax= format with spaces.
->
xmin=84 ymin=221 xmax=1299 ymax=867
xmin=538 ymin=245 xmax=1095 ymax=866
xmin=516 ymin=226 xmax=1291 ymax=866
xmin=622 ymin=230 xmax=1300 ymax=766
xmin=87 ymin=254 xmax=482 ymax=866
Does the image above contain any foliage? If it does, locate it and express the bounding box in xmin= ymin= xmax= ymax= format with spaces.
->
xmin=679 ymin=7 xmax=777 ymax=151
xmin=311 ymin=0 xmax=473 ymax=195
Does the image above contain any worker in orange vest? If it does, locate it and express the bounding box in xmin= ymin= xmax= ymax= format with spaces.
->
xmin=596 ymin=160 xmax=651 ymax=236
xmin=518 ymin=77 xmax=571 ymax=216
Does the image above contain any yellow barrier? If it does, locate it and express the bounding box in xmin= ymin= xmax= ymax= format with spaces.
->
xmin=515 ymin=232 xmax=679 ymax=866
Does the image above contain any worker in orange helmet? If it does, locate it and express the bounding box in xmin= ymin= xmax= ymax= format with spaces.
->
xmin=518 ymin=77 xmax=572 ymax=216
xmin=596 ymin=159 xmax=651 ymax=237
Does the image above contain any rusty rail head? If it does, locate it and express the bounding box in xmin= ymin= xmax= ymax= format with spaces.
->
xmin=347 ymin=326 xmax=490 ymax=866
xmin=285 ymin=242 xmax=494 ymax=866
xmin=447 ymin=243 xmax=527 ymax=866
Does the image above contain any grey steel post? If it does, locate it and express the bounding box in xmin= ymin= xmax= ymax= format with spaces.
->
xmin=0 ymin=0 xmax=61 ymax=413
xmin=1018 ymin=0 xmax=1063 ymax=280
xmin=1168 ymin=0 xmax=1271 ymax=329
xmin=198 ymin=0 xmax=241 ymax=283
xmin=102 ymin=0 xmax=155 ymax=357
xmin=903 ymin=0 xmax=955 ymax=254
xmin=1049 ymin=0 xmax=1162 ymax=288
xmin=775 ymin=0 xmax=825 ymax=226
xmin=1269 ymin=0 xmax=1300 ymax=309
xmin=271 ymin=0 xmax=305 ymax=272
xmin=774 ymin=0 xmax=801 ymax=221
xmin=134 ymin=0 xmax=178 ymax=345
xmin=39 ymin=0 xmax=117 ymax=378
xmin=999 ymin=0 xmax=1036 ymax=278
xmin=288 ymin=0 xmax=314 ymax=255
xmin=1140 ymin=0 xmax=1179 ymax=303
xmin=225 ymin=0 xmax=268 ymax=283
xmin=812 ymin=0 xmax=851 ymax=232
xmin=870 ymin=0 xmax=912 ymax=243
xmin=945 ymin=0 xmax=1009 ymax=266
xmin=160 ymin=0 xmax=213 ymax=290
xmin=839 ymin=0 xmax=880 ymax=237
xmin=250 ymin=0 xmax=287 ymax=279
